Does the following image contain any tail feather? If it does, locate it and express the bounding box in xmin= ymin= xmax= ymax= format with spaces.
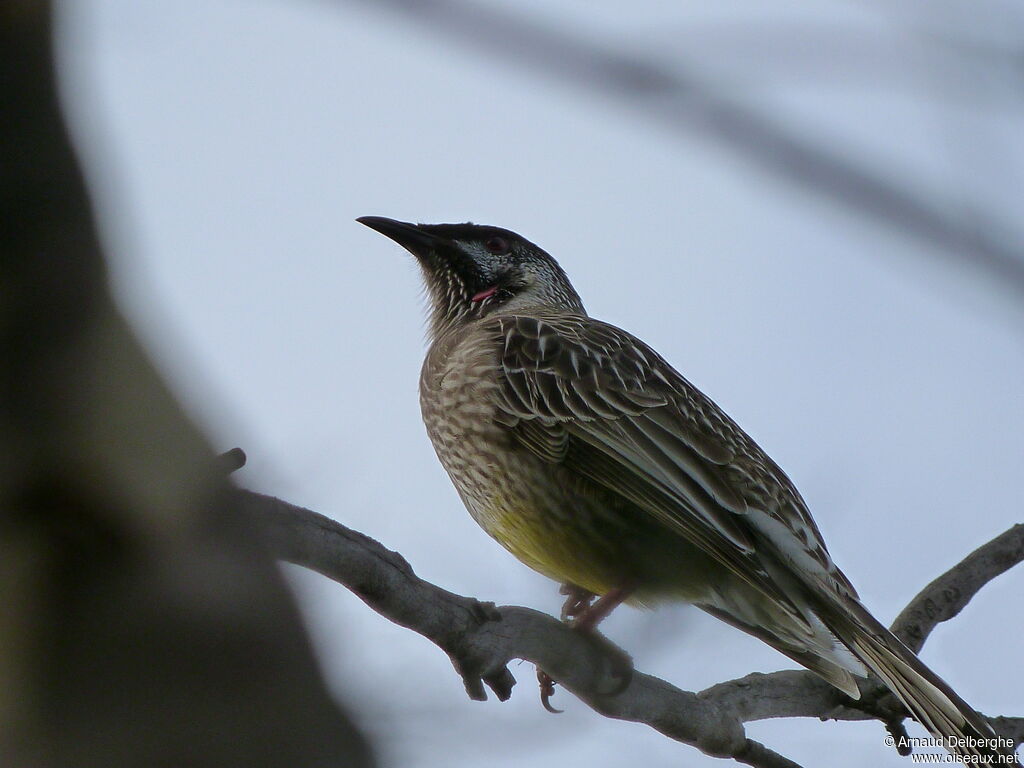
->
xmin=699 ymin=602 xmax=862 ymax=699
xmin=822 ymin=596 xmax=1014 ymax=762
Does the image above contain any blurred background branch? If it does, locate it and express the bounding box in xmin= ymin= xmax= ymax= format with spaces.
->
xmin=352 ymin=0 xmax=1024 ymax=302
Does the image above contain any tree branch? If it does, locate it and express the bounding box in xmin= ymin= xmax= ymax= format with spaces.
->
xmin=892 ymin=523 xmax=1024 ymax=653
xmin=238 ymin=488 xmax=1023 ymax=766
xmin=348 ymin=0 xmax=1024 ymax=303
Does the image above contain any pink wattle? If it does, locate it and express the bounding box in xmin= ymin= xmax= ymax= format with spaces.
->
xmin=471 ymin=286 xmax=498 ymax=302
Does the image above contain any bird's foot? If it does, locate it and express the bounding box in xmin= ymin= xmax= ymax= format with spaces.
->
xmin=558 ymin=583 xmax=632 ymax=630
xmin=538 ymin=584 xmax=635 ymax=710
xmin=559 ymin=583 xmax=596 ymax=623
xmin=534 ymin=630 xmax=634 ymax=711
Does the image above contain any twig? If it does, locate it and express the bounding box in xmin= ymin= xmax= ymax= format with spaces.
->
xmin=892 ymin=523 xmax=1024 ymax=653
xmin=217 ymin=447 xmax=248 ymax=475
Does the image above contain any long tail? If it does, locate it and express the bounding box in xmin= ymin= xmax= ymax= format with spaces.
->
xmin=821 ymin=595 xmax=1015 ymax=762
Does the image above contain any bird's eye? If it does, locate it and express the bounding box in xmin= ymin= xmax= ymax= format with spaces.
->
xmin=484 ymin=236 xmax=510 ymax=255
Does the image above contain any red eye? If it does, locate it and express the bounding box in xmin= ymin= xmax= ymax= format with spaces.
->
xmin=485 ymin=236 xmax=510 ymax=255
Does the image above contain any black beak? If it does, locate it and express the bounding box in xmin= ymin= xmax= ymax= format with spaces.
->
xmin=357 ymin=216 xmax=445 ymax=257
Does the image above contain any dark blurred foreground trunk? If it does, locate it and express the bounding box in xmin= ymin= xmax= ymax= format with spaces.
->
xmin=0 ymin=4 xmax=374 ymax=766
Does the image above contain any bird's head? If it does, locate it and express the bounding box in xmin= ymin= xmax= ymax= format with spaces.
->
xmin=358 ymin=217 xmax=586 ymax=338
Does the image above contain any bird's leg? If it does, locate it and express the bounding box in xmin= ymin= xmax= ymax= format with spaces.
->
xmin=538 ymin=584 xmax=635 ymax=712
xmin=569 ymin=586 xmax=631 ymax=632
xmin=558 ymin=583 xmax=596 ymax=622
xmin=539 ymin=583 xmax=592 ymax=711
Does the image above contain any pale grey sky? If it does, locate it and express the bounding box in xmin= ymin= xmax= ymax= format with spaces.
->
xmin=58 ymin=2 xmax=1022 ymax=766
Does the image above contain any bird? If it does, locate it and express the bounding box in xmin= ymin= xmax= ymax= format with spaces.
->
xmin=357 ymin=215 xmax=1010 ymax=762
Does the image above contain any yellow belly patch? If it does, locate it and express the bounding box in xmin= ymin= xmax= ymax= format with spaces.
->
xmin=477 ymin=496 xmax=617 ymax=596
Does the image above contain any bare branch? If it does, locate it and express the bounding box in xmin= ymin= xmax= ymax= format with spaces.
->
xmin=733 ymin=741 xmax=807 ymax=768
xmin=347 ymin=0 xmax=1024 ymax=302
xmin=239 ymin=488 xmax=1023 ymax=764
xmin=217 ymin=447 xmax=248 ymax=475
xmin=893 ymin=523 xmax=1024 ymax=653
xmin=994 ymin=717 xmax=1024 ymax=748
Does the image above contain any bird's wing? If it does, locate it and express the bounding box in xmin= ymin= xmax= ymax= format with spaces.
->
xmin=489 ymin=314 xmax=1014 ymax=753
xmin=490 ymin=313 xmax=855 ymax=608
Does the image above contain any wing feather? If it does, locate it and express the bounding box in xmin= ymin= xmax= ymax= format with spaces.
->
xmin=487 ymin=313 xmax=1004 ymax=755
xmin=492 ymin=313 xmax=832 ymax=619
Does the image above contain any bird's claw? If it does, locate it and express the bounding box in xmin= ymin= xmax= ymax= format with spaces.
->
xmin=537 ymin=668 xmax=563 ymax=713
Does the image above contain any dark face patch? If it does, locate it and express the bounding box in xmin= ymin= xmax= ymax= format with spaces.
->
xmin=359 ymin=217 xmax=586 ymax=337
xmin=418 ymin=224 xmax=528 ymax=299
